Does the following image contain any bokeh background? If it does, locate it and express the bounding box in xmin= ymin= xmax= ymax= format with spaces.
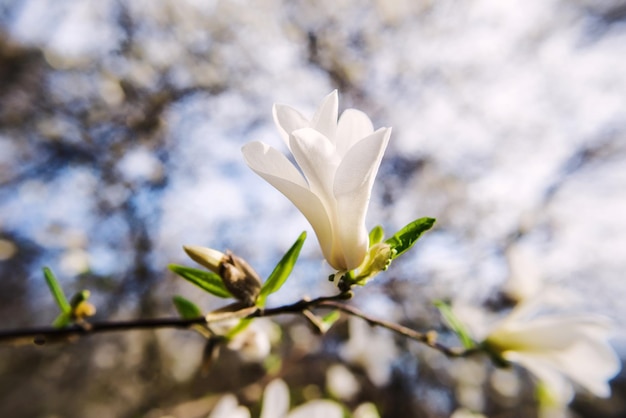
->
xmin=1 ymin=0 xmax=625 ymax=417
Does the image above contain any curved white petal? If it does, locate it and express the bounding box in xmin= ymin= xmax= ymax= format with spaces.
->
xmin=505 ymin=351 xmax=575 ymax=404
xmin=331 ymin=128 xmax=390 ymax=269
xmin=260 ymin=379 xmax=290 ymax=418
xmin=273 ymin=104 xmax=310 ymax=146
xmin=336 ymin=109 xmax=374 ymax=158
xmin=493 ymin=315 xmax=620 ymax=400
xmin=289 ymin=128 xmax=340 ymax=200
xmin=311 ymin=90 xmax=338 ymax=142
xmin=287 ymin=400 xmax=344 ymax=418
xmin=242 ymin=141 xmax=308 ymax=188
xmin=242 ymin=141 xmax=334 ymax=265
xmin=333 ymin=192 xmax=369 ymax=270
xmin=334 ymin=127 xmax=391 ymax=196
xmin=489 ymin=317 xmax=583 ymax=352
xmin=541 ymin=319 xmax=619 ymax=398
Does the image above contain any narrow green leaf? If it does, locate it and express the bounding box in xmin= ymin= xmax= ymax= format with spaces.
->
xmin=52 ymin=313 xmax=71 ymax=329
xmin=320 ymin=310 xmax=341 ymax=332
xmin=225 ymin=318 xmax=253 ymax=339
xmin=172 ymin=295 xmax=203 ymax=319
xmin=257 ymin=231 xmax=307 ymax=307
xmin=168 ymin=264 xmax=232 ymax=298
xmin=43 ymin=267 xmax=71 ymax=314
xmin=385 ymin=217 xmax=435 ymax=259
xmin=434 ymin=300 xmax=475 ymax=349
xmin=368 ymin=225 xmax=384 ymax=246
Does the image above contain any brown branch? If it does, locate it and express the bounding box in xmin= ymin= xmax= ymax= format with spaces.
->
xmin=0 ymin=292 xmax=476 ymax=357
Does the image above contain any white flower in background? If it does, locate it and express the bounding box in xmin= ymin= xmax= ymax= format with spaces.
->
xmin=211 ymin=319 xmax=277 ymax=362
xmin=242 ymin=91 xmax=391 ymax=271
xmin=260 ymin=379 xmax=343 ymax=418
xmin=326 ymin=363 xmax=360 ymax=401
xmin=501 ymin=244 xmax=543 ymax=303
xmin=483 ymin=302 xmax=620 ymax=404
xmin=208 ymin=379 xmax=343 ymax=418
xmin=207 ymin=394 xmax=250 ymax=418
xmin=340 ymin=316 xmax=398 ymax=386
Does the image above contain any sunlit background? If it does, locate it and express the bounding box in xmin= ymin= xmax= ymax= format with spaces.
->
xmin=1 ymin=1 xmax=625 ymax=417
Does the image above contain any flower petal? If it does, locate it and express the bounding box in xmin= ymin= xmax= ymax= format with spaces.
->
xmin=543 ymin=319 xmax=619 ymax=398
xmin=311 ymin=90 xmax=338 ymax=142
xmin=334 ymin=128 xmax=391 ymax=197
xmin=335 ymin=109 xmax=374 ymax=158
xmin=242 ymin=141 xmax=308 ymax=189
xmin=505 ymin=351 xmax=575 ymax=404
xmin=287 ymin=400 xmax=344 ymax=418
xmin=332 ymin=128 xmax=391 ymax=269
xmin=242 ymin=141 xmax=334 ymax=265
xmin=488 ymin=317 xmax=583 ymax=352
xmin=208 ymin=394 xmax=251 ymax=418
xmin=289 ymin=128 xmax=340 ymax=200
xmin=260 ymin=379 xmax=290 ymax=418
xmin=273 ymin=104 xmax=310 ymax=146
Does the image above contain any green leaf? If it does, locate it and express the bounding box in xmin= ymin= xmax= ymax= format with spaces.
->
xmin=320 ymin=310 xmax=341 ymax=332
xmin=368 ymin=225 xmax=384 ymax=246
xmin=225 ymin=318 xmax=253 ymax=339
xmin=172 ymin=295 xmax=203 ymax=319
xmin=257 ymin=231 xmax=306 ymax=307
xmin=434 ymin=300 xmax=475 ymax=349
xmin=43 ymin=267 xmax=71 ymax=314
xmin=385 ymin=217 xmax=435 ymax=259
xmin=168 ymin=264 xmax=233 ymax=298
xmin=52 ymin=312 xmax=71 ymax=329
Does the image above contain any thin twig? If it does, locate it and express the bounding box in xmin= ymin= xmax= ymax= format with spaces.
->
xmin=0 ymin=292 xmax=475 ymax=357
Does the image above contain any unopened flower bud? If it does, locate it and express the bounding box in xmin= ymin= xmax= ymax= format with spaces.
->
xmin=69 ymin=290 xmax=96 ymax=321
xmin=184 ymin=245 xmax=262 ymax=306
xmin=220 ymin=251 xmax=262 ymax=306
xmin=183 ymin=245 xmax=225 ymax=274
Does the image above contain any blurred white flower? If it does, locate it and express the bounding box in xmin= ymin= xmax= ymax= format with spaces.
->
xmin=242 ymin=91 xmax=391 ymax=271
xmin=353 ymin=402 xmax=381 ymax=418
xmin=260 ymin=379 xmax=343 ymax=418
xmin=326 ymin=363 xmax=360 ymax=401
xmin=483 ymin=302 xmax=620 ymax=404
xmin=450 ymin=408 xmax=487 ymax=418
xmin=207 ymin=394 xmax=250 ymax=418
xmin=501 ymin=244 xmax=543 ymax=303
xmin=216 ymin=319 xmax=277 ymax=362
xmin=340 ymin=316 xmax=397 ymax=386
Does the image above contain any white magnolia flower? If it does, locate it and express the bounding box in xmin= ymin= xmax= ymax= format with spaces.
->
xmin=483 ymin=303 xmax=620 ymax=404
xmin=242 ymin=91 xmax=391 ymax=271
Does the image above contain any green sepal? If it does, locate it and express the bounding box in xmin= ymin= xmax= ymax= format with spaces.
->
xmin=385 ymin=217 xmax=435 ymax=259
xmin=172 ymin=295 xmax=203 ymax=319
xmin=69 ymin=290 xmax=90 ymax=309
xmin=434 ymin=299 xmax=476 ymax=349
xmin=168 ymin=264 xmax=233 ymax=298
xmin=368 ymin=225 xmax=384 ymax=246
xmin=43 ymin=267 xmax=71 ymax=314
xmin=257 ymin=231 xmax=306 ymax=307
